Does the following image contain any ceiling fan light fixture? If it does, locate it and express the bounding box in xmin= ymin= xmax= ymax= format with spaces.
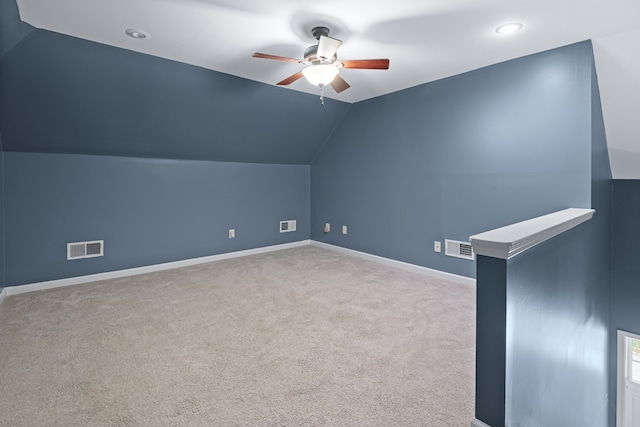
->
xmin=495 ymin=23 xmax=523 ymax=35
xmin=302 ymin=64 xmax=339 ymax=86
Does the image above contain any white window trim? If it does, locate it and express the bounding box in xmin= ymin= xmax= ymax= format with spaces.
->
xmin=617 ymin=329 xmax=640 ymax=427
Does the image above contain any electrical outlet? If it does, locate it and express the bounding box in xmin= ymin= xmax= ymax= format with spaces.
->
xmin=342 ymin=225 xmax=347 ymax=234
xmin=434 ymin=241 xmax=441 ymax=252
xmin=229 ymin=229 xmax=235 ymax=239
xmin=324 ymin=223 xmax=330 ymax=233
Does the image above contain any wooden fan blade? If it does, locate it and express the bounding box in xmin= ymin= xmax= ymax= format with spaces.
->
xmin=317 ymin=36 xmax=342 ymax=60
xmin=330 ymin=75 xmax=350 ymax=93
xmin=277 ymin=72 xmax=305 ymax=86
xmin=253 ymin=52 xmax=302 ymax=63
xmin=340 ymin=59 xmax=390 ymax=70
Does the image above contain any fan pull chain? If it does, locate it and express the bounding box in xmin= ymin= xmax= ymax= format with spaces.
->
xmin=319 ymin=84 xmax=325 ymax=106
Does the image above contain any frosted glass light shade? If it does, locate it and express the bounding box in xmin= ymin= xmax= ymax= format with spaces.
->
xmin=302 ymin=65 xmax=339 ymax=86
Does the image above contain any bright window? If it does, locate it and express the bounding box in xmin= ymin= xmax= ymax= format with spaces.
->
xmin=632 ymin=338 xmax=640 ymax=383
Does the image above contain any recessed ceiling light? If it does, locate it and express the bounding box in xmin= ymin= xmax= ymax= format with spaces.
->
xmin=125 ymin=28 xmax=149 ymax=39
xmin=495 ymin=23 xmax=523 ymax=35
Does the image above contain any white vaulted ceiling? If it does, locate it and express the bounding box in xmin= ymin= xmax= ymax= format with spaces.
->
xmin=14 ymin=0 xmax=640 ymax=178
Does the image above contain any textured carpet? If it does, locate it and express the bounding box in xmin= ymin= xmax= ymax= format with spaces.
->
xmin=0 ymin=245 xmax=475 ymax=426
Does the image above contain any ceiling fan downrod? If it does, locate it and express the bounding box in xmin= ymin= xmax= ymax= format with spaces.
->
xmin=311 ymin=26 xmax=331 ymax=40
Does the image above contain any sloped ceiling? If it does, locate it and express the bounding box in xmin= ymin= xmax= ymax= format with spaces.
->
xmin=1 ymin=0 xmax=351 ymax=165
xmin=1 ymin=0 xmax=640 ymax=175
xmin=1 ymin=30 xmax=351 ymax=164
xmin=593 ymin=28 xmax=640 ymax=180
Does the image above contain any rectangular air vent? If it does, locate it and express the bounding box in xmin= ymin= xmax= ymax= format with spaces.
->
xmin=280 ymin=220 xmax=297 ymax=233
xmin=445 ymin=239 xmax=474 ymax=260
xmin=67 ymin=240 xmax=104 ymax=260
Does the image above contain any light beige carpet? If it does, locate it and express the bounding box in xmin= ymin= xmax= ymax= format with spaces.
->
xmin=0 ymin=245 xmax=475 ymax=426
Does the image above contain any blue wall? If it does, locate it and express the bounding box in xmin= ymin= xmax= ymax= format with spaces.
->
xmin=504 ymin=221 xmax=610 ymax=426
xmin=3 ymin=152 xmax=310 ymax=286
xmin=311 ymin=42 xmax=593 ymax=278
xmin=0 ymin=29 xmax=350 ymax=164
xmin=0 ymin=150 xmax=4 ymax=290
xmin=475 ymin=255 xmax=507 ymax=426
xmin=589 ymin=60 xmax=617 ymax=427
xmin=0 ymin=0 xmax=32 ymax=57
xmin=611 ymin=179 xmax=640 ymax=425
xmin=474 ymin=48 xmax=613 ymax=426
xmin=612 ymin=180 xmax=640 ymax=335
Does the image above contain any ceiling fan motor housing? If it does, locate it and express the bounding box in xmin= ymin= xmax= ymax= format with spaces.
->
xmin=304 ymin=45 xmax=318 ymax=60
xmin=304 ymin=27 xmax=337 ymax=65
xmin=252 ymin=24 xmax=388 ymax=94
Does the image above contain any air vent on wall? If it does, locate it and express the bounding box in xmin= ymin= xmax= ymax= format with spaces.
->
xmin=67 ymin=240 xmax=104 ymax=260
xmin=445 ymin=239 xmax=474 ymax=260
xmin=280 ymin=220 xmax=297 ymax=233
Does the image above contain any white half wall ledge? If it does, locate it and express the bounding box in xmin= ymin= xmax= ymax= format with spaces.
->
xmin=469 ymin=208 xmax=595 ymax=260
xmin=471 ymin=418 xmax=492 ymax=427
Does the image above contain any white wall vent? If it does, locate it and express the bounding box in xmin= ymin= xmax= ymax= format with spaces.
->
xmin=67 ymin=240 xmax=104 ymax=260
xmin=445 ymin=239 xmax=474 ymax=260
xmin=280 ymin=220 xmax=297 ymax=233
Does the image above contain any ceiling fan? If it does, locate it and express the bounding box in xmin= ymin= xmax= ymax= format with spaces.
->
xmin=253 ymin=26 xmax=389 ymax=99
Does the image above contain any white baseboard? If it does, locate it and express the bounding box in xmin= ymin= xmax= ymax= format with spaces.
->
xmin=1 ymin=239 xmax=475 ymax=301
xmin=310 ymin=241 xmax=476 ymax=287
xmin=4 ymin=240 xmax=311 ymax=297
xmin=471 ymin=418 xmax=492 ymax=427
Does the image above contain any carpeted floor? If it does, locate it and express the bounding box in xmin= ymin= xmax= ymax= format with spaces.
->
xmin=0 ymin=245 xmax=475 ymax=426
